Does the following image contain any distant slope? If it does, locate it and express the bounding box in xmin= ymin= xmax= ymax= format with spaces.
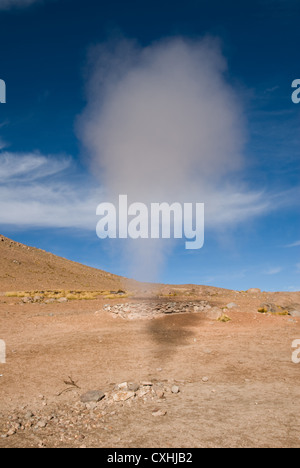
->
xmin=0 ymin=235 xmax=133 ymax=292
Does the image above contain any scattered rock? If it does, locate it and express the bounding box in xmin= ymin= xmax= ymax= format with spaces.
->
xmin=22 ymin=297 xmax=33 ymax=304
xmin=155 ymin=389 xmax=165 ymax=399
xmin=226 ymin=302 xmax=238 ymax=309
xmin=247 ymin=288 xmax=261 ymax=294
xmin=80 ymin=390 xmax=105 ymax=403
xmin=36 ymin=420 xmax=47 ymax=429
xmin=33 ymin=295 xmax=43 ymax=303
xmin=104 ymin=300 xmax=215 ymax=320
xmin=113 ymin=391 xmax=135 ymax=402
xmin=171 ymin=385 xmax=180 ymax=394
xmin=118 ymin=382 xmax=128 ymax=390
xmin=258 ymin=303 xmax=289 ymax=315
xmin=206 ymin=307 xmax=223 ymax=320
xmin=152 ymin=408 xmax=167 ymax=417
xmin=127 ymin=382 xmax=140 ymax=392
xmin=202 ymin=377 xmax=209 ymax=383
xmin=290 ymin=310 xmax=300 ymax=318
xmin=24 ymin=411 xmax=34 ymax=420
xmin=57 ymin=297 xmax=68 ymax=303
xmin=137 ymin=388 xmax=150 ymax=398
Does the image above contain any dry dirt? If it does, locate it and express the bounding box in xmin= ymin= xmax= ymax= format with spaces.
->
xmin=0 ymin=235 xmax=300 ymax=448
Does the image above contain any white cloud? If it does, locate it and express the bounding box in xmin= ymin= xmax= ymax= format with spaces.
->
xmin=0 ymin=151 xmax=101 ymax=230
xmin=0 ymin=0 xmax=40 ymax=10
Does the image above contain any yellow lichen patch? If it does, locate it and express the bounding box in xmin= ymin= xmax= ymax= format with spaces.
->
xmin=5 ymin=292 xmax=20 ymax=297
xmin=258 ymin=307 xmax=268 ymax=314
xmin=274 ymin=310 xmax=290 ymax=316
xmin=217 ymin=314 xmax=231 ymax=323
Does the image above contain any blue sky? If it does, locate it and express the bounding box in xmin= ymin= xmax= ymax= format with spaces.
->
xmin=0 ymin=0 xmax=299 ymax=290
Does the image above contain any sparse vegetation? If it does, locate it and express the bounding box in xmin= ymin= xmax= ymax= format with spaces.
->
xmin=218 ymin=314 xmax=231 ymax=322
xmin=103 ymin=293 xmax=129 ymax=300
xmin=4 ymin=289 xmax=129 ymax=302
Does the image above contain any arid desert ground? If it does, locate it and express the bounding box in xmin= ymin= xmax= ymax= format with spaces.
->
xmin=0 ymin=235 xmax=300 ymax=448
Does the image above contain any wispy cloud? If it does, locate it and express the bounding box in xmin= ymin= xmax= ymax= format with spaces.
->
xmin=0 ymin=151 xmax=102 ymax=230
xmin=264 ymin=267 xmax=282 ymax=275
xmin=286 ymin=240 xmax=300 ymax=248
xmin=0 ymin=152 xmax=70 ymax=182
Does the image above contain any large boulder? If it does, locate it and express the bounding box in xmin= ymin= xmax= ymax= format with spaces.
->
xmin=204 ymin=307 xmax=223 ymax=320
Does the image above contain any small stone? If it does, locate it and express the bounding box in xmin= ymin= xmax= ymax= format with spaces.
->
xmin=171 ymin=385 xmax=180 ymax=394
xmin=127 ymin=382 xmax=140 ymax=392
xmin=155 ymin=389 xmax=165 ymax=399
xmin=33 ymin=295 xmax=42 ymax=302
xmin=86 ymin=402 xmax=97 ymax=410
xmin=138 ymin=389 xmax=149 ymax=398
xmin=45 ymin=299 xmax=55 ymax=304
xmin=80 ymin=390 xmax=105 ymax=403
xmin=226 ymin=302 xmax=238 ymax=309
xmin=202 ymin=377 xmax=209 ymax=383
xmin=22 ymin=297 xmax=32 ymax=304
xmin=152 ymin=408 xmax=167 ymax=417
xmin=57 ymin=297 xmax=68 ymax=303
xmin=290 ymin=310 xmax=300 ymax=318
xmin=36 ymin=420 xmax=47 ymax=429
xmin=141 ymin=381 xmax=153 ymax=386
xmin=24 ymin=411 xmax=34 ymax=420
xmin=113 ymin=391 xmax=135 ymax=402
xmin=118 ymin=382 xmax=128 ymax=390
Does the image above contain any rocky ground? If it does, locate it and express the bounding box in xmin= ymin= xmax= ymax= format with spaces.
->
xmin=1 ymin=287 xmax=300 ymax=448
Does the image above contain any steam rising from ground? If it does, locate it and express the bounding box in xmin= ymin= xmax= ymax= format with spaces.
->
xmin=79 ymin=36 xmax=269 ymax=281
